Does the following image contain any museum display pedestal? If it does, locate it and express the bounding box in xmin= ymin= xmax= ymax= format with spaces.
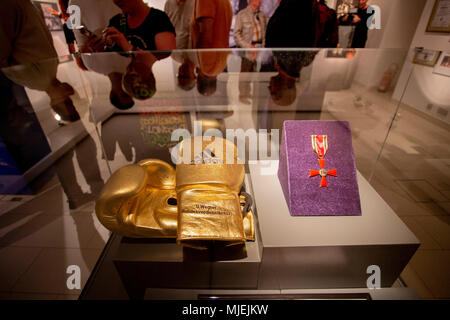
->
xmin=113 ymin=222 xmax=263 ymax=299
xmin=110 ymin=161 xmax=419 ymax=299
xmin=249 ymin=160 xmax=419 ymax=290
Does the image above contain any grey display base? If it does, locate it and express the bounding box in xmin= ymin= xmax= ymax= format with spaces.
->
xmin=111 ymin=161 xmax=419 ymax=298
xmin=113 ymin=227 xmax=263 ymax=294
xmin=144 ymin=287 xmax=420 ymax=300
xmin=112 ymin=175 xmax=263 ymax=299
xmin=248 ymin=160 xmax=420 ymax=290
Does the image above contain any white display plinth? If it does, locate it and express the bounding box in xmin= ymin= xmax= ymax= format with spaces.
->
xmin=248 ymin=160 xmax=419 ymax=289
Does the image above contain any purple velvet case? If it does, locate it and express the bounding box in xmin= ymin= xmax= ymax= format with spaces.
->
xmin=278 ymin=120 xmax=362 ymax=216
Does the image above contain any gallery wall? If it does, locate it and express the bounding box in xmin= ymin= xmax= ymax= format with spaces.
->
xmin=352 ymin=0 xmax=426 ymax=89
xmin=33 ymin=0 xmax=69 ymax=57
xmin=36 ymin=0 xmax=166 ymax=57
xmin=393 ymin=0 xmax=450 ymax=124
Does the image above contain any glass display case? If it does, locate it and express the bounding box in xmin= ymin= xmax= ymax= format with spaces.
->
xmin=1 ymin=47 xmax=447 ymax=300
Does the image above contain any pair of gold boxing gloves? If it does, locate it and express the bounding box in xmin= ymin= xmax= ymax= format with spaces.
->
xmin=95 ymin=136 xmax=255 ymax=249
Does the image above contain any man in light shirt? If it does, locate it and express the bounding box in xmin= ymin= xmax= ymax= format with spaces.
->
xmin=233 ymin=0 xmax=268 ymax=49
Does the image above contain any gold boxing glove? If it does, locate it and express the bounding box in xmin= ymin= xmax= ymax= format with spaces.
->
xmin=95 ymin=159 xmax=178 ymax=238
xmin=175 ymin=136 xmax=255 ymax=249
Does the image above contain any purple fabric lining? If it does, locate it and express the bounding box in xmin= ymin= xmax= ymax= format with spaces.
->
xmin=278 ymin=120 xmax=362 ymax=216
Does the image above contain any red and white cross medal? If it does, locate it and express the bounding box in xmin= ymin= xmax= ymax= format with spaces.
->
xmin=309 ymin=135 xmax=337 ymax=187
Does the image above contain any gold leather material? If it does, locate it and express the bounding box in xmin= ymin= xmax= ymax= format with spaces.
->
xmin=95 ymin=137 xmax=255 ymax=248
xmin=240 ymin=194 xmax=255 ymax=242
xmin=175 ymin=136 xmax=250 ymax=249
xmin=243 ymin=211 xmax=255 ymax=241
xmin=95 ymin=159 xmax=178 ymax=238
xmin=176 ymin=164 xmax=245 ymax=192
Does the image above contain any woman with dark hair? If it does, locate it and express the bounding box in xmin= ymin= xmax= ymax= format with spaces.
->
xmin=73 ymin=0 xmax=176 ymax=109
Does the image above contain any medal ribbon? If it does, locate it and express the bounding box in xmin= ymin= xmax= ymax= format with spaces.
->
xmin=311 ymin=135 xmax=328 ymax=159
xmin=309 ymin=135 xmax=336 ymax=187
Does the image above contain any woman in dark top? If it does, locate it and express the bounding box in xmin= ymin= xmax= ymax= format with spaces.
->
xmin=99 ymin=0 xmax=175 ymax=110
xmin=103 ymin=0 xmax=176 ymax=51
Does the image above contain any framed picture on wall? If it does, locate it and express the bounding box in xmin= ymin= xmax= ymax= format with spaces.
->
xmin=433 ymin=52 xmax=450 ymax=76
xmin=426 ymin=0 xmax=450 ymax=33
xmin=413 ymin=49 xmax=441 ymax=67
xmin=32 ymin=1 xmax=63 ymax=32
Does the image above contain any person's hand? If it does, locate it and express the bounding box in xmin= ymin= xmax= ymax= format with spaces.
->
xmin=75 ymin=56 xmax=88 ymax=71
xmin=102 ymin=27 xmax=133 ymax=51
xmin=352 ymin=14 xmax=361 ymax=24
xmin=88 ymin=35 xmax=106 ymax=52
xmin=79 ymin=35 xmax=105 ymax=53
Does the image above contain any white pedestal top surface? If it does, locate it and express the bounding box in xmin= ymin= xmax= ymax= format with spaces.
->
xmin=248 ymin=161 xmax=419 ymax=248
